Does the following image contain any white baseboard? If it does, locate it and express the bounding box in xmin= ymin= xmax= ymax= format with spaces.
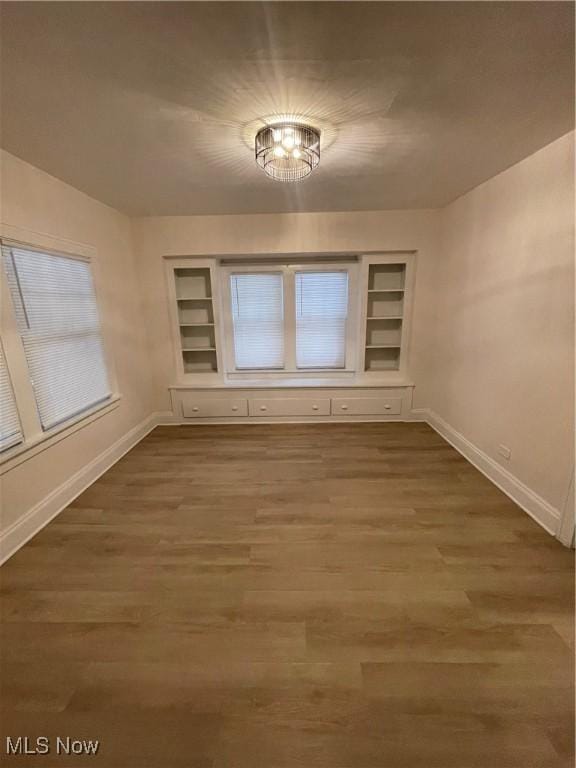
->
xmin=0 ymin=412 xmax=160 ymax=565
xmin=557 ymin=473 xmax=575 ymax=547
xmin=154 ymin=410 xmax=181 ymax=426
xmin=163 ymin=417 xmax=425 ymax=425
xmin=419 ymin=408 xmax=561 ymax=537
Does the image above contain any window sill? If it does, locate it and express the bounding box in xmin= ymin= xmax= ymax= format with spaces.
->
xmin=170 ymin=374 xmax=414 ymax=390
xmin=0 ymin=395 xmax=122 ymax=475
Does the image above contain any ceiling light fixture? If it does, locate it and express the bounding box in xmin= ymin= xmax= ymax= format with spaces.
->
xmin=255 ymin=122 xmax=320 ymax=182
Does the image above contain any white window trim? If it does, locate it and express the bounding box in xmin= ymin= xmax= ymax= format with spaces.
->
xmin=0 ymin=228 xmax=120 ymax=468
xmin=220 ymin=262 xmax=359 ymax=379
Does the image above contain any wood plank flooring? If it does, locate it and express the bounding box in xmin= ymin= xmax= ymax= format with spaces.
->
xmin=1 ymin=423 xmax=574 ymax=767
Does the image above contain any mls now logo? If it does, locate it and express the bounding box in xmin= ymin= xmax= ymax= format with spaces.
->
xmin=6 ymin=736 xmax=100 ymax=756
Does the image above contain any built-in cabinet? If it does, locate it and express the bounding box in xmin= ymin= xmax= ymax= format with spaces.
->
xmin=171 ymin=386 xmax=413 ymax=422
xmin=166 ymin=252 xmax=416 ymax=421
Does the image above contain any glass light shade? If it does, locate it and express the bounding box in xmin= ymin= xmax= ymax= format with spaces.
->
xmin=255 ymin=122 xmax=320 ymax=182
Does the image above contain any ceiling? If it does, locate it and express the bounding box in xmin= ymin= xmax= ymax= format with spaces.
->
xmin=1 ymin=2 xmax=574 ymax=216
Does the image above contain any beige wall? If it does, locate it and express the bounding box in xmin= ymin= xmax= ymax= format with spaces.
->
xmin=428 ymin=132 xmax=574 ymax=513
xmin=132 ymin=210 xmax=440 ymax=410
xmin=0 ymin=151 xmax=153 ymax=535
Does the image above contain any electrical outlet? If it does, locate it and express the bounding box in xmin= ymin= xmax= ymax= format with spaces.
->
xmin=498 ymin=444 xmax=511 ymax=460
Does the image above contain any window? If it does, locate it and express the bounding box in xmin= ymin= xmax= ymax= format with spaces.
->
xmin=2 ymin=245 xmax=111 ymax=431
xmin=0 ymin=342 xmax=22 ymax=452
xmin=230 ymin=273 xmax=284 ymax=369
xmin=224 ymin=265 xmax=355 ymax=374
xmin=295 ymin=271 xmax=348 ymax=369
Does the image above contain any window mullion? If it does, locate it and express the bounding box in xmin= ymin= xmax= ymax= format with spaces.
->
xmin=283 ymin=266 xmax=297 ymax=371
xmin=345 ymin=265 xmax=358 ymax=371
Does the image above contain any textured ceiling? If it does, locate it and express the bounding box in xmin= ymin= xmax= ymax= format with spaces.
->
xmin=1 ymin=2 xmax=574 ymax=216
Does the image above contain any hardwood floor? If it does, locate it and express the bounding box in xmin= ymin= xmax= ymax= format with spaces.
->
xmin=1 ymin=423 xmax=574 ymax=767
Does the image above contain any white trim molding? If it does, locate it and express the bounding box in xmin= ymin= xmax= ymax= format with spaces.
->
xmin=557 ymin=472 xmax=575 ymax=547
xmin=415 ymin=408 xmax=563 ymax=539
xmin=154 ymin=410 xmax=180 ymax=426
xmin=0 ymin=412 xmax=159 ymax=565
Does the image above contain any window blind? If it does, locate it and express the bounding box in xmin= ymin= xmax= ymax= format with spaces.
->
xmin=230 ymin=273 xmax=284 ymax=369
xmin=295 ymin=271 xmax=349 ymax=369
xmin=2 ymin=246 xmax=111 ymax=431
xmin=0 ymin=342 xmax=22 ymax=452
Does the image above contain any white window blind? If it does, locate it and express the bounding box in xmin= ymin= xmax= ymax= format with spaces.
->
xmin=2 ymin=246 xmax=111 ymax=431
xmin=0 ymin=342 xmax=22 ymax=452
xmin=295 ymin=271 xmax=349 ymax=369
xmin=230 ymin=273 xmax=284 ymax=369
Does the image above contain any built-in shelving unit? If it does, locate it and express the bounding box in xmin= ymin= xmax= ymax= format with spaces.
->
xmin=167 ymin=254 xmax=414 ymax=387
xmin=364 ymin=262 xmax=407 ymax=372
xmin=174 ymin=267 xmax=218 ymax=374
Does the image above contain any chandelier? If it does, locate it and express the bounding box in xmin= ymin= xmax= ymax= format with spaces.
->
xmin=255 ymin=122 xmax=321 ymax=182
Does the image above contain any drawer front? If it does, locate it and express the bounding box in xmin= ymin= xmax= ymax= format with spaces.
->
xmin=249 ymin=397 xmax=331 ymax=417
xmin=182 ymin=398 xmax=248 ymax=418
xmin=332 ymin=397 xmax=402 ymax=416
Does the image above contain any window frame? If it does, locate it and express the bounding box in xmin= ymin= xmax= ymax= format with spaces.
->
xmin=220 ymin=262 xmax=358 ymax=378
xmin=0 ymin=233 xmax=119 ymax=470
xmin=226 ymin=268 xmax=287 ymax=371
xmin=0 ymin=338 xmax=23 ymax=453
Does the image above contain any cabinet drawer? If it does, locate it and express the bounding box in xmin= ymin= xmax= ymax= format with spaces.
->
xmin=331 ymin=397 xmax=402 ymax=416
xmin=249 ymin=398 xmax=330 ymax=417
xmin=182 ymin=398 xmax=248 ymax=418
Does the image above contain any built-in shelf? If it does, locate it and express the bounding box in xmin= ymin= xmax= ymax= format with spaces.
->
xmin=183 ymin=354 xmax=218 ymax=374
xmin=173 ymin=266 xmax=219 ymax=375
xmin=368 ymin=263 xmax=406 ymax=291
xmin=177 ymin=296 xmax=213 ymax=302
xmin=364 ymin=262 xmax=407 ymax=372
xmin=365 ymin=347 xmax=401 ymax=371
